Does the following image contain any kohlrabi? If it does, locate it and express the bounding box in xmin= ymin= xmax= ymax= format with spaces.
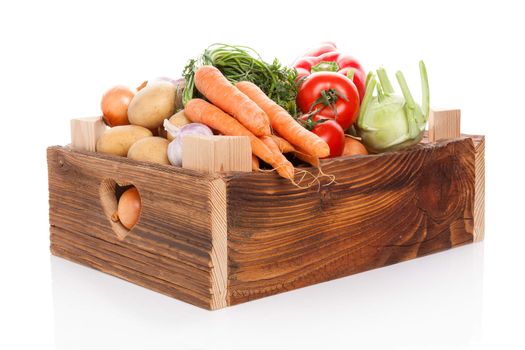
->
xmin=356 ymin=61 xmax=429 ymax=153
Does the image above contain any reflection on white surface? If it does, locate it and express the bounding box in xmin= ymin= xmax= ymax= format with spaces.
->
xmin=51 ymin=243 xmax=484 ymax=350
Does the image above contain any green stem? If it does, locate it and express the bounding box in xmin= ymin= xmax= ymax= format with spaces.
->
xmin=419 ymin=60 xmax=430 ymax=120
xmin=395 ymin=70 xmax=415 ymax=109
xmin=364 ymin=70 xmax=373 ymax=88
xmin=376 ymin=67 xmax=394 ymax=94
xmin=405 ymin=108 xmax=420 ymax=139
xmin=358 ymin=72 xmax=377 ymax=123
xmin=376 ymin=79 xmax=385 ymax=102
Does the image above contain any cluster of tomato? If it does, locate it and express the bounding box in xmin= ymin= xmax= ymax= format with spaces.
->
xmin=293 ymin=42 xmax=365 ymax=157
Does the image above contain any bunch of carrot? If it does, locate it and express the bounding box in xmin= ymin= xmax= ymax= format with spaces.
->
xmin=184 ymin=66 xmax=330 ymax=180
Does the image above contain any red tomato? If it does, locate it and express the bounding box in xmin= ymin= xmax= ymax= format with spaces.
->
xmin=297 ymin=72 xmax=360 ymax=130
xmin=311 ymin=119 xmax=345 ymax=158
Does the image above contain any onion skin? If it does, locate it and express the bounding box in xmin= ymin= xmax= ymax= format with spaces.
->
xmin=342 ymin=137 xmax=368 ymax=156
xmin=101 ymin=85 xmax=135 ymax=126
xmin=117 ymin=187 xmax=141 ymax=229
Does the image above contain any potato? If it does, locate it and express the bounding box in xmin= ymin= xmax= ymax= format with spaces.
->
xmin=167 ymin=110 xmax=191 ymax=141
xmin=96 ymin=125 xmax=152 ymax=157
xmin=128 ymin=81 xmax=176 ymax=129
xmin=127 ymin=137 xmax=170 ymax=165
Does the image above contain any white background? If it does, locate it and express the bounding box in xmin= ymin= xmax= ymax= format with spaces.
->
xmin=1 ymin=0 xmax=524 ymax=349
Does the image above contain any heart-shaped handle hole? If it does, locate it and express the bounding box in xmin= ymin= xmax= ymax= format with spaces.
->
xmin=99 ymin=178 xmax=141 ymax=240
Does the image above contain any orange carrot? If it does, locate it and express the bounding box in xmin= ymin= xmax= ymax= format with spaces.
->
xmin=236 ymin=81 xmax=330 ymax=158
xmin=260 ymin=136 xmax=295 ymax=179
xmin=194 ymin=66 xmax=270 ymax=136
xmin=185 ymin=99 xmax=293 ymax=179
xmin=270 ymin=135 xmax=295 ymax=153
xmin=294 ymin=146 xmax=320 ymax=168
xmin=252 ymin=155 xmax=260 ymax=171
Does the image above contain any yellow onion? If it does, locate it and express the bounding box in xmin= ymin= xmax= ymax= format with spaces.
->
xmin=101 ymin=85 xmax=135 ymax=126
xmin=117 ymin=187 xmax=141 ymax=229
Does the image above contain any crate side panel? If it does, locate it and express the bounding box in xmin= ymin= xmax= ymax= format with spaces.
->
xmin=226 ymin=138 xmax=477 ymax=305
xmin=48 ymin=146 xmax=216 ymax=309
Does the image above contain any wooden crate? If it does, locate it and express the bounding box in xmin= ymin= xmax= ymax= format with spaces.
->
xmin=47 ymin=134 xmax=485 ymax=310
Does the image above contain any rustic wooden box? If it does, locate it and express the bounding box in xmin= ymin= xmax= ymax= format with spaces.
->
xmin=48 ymin=134 xmax=485 ymax=310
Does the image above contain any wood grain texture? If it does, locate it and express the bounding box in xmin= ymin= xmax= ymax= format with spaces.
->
xmin=182 ymin=135 xmax=252 ymax=173
xmin=70 ymin=117 xmax=107 ymax=152
xmin=473 ymin=136 xmax=485 ymax=241
xmin=225 ymin=136 xmax=480 ymax=305
xmin=48 ymin=135 xmax=484 ymax=310
xmin=48 ymin=146 xmax=222 ymax=309
xmin=209 ymin=179 xmax=228 ymax=309
xmin=428 ymin=109 xmax=461 ymax=141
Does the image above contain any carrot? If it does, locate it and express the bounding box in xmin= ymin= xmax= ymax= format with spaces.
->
xmin=185 ymin=99 xmax=293 ymax=179
xmin=270 ymin=135 xmax=295 ymax=153
xmin=260 ymin=136 xmax=295 ymax=179
xmin=294 ymin=147 xmax=320 ymax=168
xmin=194 ymin=66 xmax=271 ymax=136
xmin=236 ymin=81 xmax=330 ymax=158
xmin=252 ymin=155 xmax=260 ymax=171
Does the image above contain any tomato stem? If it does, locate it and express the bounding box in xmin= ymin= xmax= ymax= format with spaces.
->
xmin=296 ymin=108 xmax=326 ymax=131
xmin=307 ymin=88 xmax=347 ymax=117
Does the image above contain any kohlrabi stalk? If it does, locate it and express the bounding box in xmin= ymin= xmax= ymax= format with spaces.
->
xmin=356 ymin=61 xmax=430 ymax=153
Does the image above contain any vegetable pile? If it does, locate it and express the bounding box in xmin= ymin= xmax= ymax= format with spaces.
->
xmin=183 ymin=44 xmax=299 ymax=115
xmin=94 ymin=41 xmax=430 ymax=191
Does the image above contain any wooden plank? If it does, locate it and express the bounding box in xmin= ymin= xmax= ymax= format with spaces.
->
xmin=209 ymin=179 xmax=228 ymax=309
xmin=225 ymin=137 xmax=479 ymax=305
xmin=474 ymin=136 xmax=485 ymax=241
xmin=70 ymin=117 xmax=107 ymax=152
xmin=47 ymin=146 xmax=219 ymax=309
xmin=182 ymin=135 xmax=252 ymax=173
xmin=48 ymin=135 xmax=484 ymax=310
xmin=428 ymin=109 xmax=461 ymax=142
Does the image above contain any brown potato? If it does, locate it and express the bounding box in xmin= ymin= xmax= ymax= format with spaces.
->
xmin=127 ymin=137 xmax=170 ymax=165
xmin=128 ymin=81 xmax=176 ymax=129
xmin=96 ymin=125 xmax=152 ymax=157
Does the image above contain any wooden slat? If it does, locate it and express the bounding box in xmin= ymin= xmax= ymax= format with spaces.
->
xmin=48 ymin=135 xmax=484 ymax=310
xmin=209 ymin=179 xmax=228 ymax=309
xmin=225 ymin=137 xmax=479 ymax=305
xmin=47 ymin=146 xmax=220 ymax=309
xmin=473 ymin=136 xmax=485 ymax=241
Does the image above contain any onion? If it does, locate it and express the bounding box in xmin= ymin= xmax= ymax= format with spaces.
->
xmin=117 ymin=187 xmax=141 ymax=230
xmin=165 ymin=120 xmax=213 ymax=166
xmin=101 ymin=85 xmax=135 ymax=127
